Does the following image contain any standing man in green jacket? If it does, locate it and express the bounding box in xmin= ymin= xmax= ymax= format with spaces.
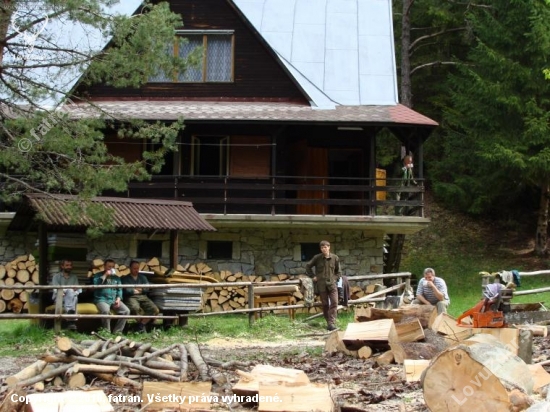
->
xmin=93 ymin=259 xmax=130 ymax=333
xmin=305 ymin=240 xmax=341 ymax=331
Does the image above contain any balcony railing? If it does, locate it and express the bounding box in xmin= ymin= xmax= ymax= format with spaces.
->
xmin=126 ymin=175 xmax=425 ymax=217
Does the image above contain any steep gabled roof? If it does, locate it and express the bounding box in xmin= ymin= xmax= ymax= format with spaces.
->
xmin=231 ymin=0 xmax=398 ymax=108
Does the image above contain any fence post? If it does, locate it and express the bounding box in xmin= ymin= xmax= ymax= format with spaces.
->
xmin=54 ymin=290 xmax=63 ymax=333
xmin=248 ymin=283 xmax=255 ymax=327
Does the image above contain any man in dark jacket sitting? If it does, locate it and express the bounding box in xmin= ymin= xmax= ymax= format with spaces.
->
xmin=122 ymin=261 xmax=159 ymax=333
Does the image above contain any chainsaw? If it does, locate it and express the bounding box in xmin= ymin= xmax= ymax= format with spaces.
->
xmin=456 ymin=298 xmax=506 ymax=328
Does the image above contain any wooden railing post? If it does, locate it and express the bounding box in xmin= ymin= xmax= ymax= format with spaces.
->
xmin=54 ymin=290 xmax=63 ymax=333
xmin=248 ymin=283 xmax=255 ymax=327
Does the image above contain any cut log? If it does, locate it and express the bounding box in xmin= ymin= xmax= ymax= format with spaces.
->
xmin=57 ymin=337 xmax=89 ymax=357
xmin=17 ymin=362 xmax=77 ymax=388
xmin=15 ymin=269 xmax=29 ymax=283
xmin=258 ymin=382 xmax=333 ymax=412
xmin=66 ymin=372 xmax=86 ymax=388
xmin=357 ymin=346 xmax=372 ymax=359
xmin=343 ymin=319 xmax=398 ymax=350
xmin=422 ymin=341 xmax=534 ymax=411
xmin=147 ymin=257 xmax=160 ymax=268
xmin=7 ymin=298 xmax=23 ymax=314
xmin=0 ymin=300 xmax=6 ymax=313
xmin=0 ymin=390 xmax=28 ymax=412
xmin=390 ymin=342 xmax=440 ymax=364
xmin=25 ymin=390 xmax=113 ymax=412
xmin=1 ymin=289 xmax=15 ymax=301
xmin=527 ymin=364 xmax=550 ymax=394
xmin=403 ymin=359 xmax=430 ymax=383
xmin=395 ymin=319 xmax=425 ymax=342
xmin=233 ymin=365 xmax=310 ymax=397
xmin=0 ymin=265 xmax=5 ymax=279
xmin=354 ymin=307 xmax=396 ymax=323
xmin=513 ymin=324 xmax=548 ymax=337
xmin=6 ymin=360 xmax=47 ymax=387
xmin=375 ymin=350 xmax=394 ymax=366
xmin=186 ymin=342 xmax=210 ymax=382
xmin=179 ymin=344 xmax=188 ymax=382
xmin=92 ymin=373 xmax=142 ymax=389
xmin=141 ymin=381 xmax=212 ymax=410
xmin=324 ymin=331 xmax=358 ymax=357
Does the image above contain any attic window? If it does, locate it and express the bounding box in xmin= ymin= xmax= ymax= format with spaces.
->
xmin=149 ymin=32 xmax=234 ymax=83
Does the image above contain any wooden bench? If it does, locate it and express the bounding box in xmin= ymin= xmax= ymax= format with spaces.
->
xmin=254 ymin=285 xmax=298 ymax=320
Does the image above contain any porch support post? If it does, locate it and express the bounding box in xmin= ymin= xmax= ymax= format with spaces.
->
xmin=169 ymin=230 xmax=179 ymax=269
xmin=369 ymin=130 xmax=377 ymax=215
xmin=417 ymin=138 xmax=424 ymax=179
xmin=38 ymin=222 xmax=49 ymax=326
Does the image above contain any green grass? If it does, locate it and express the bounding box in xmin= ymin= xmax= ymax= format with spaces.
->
xmin=0 ymin=320 xmax=56 ymax=356
xmin=0 ymin=311 xmax=357 ymax=357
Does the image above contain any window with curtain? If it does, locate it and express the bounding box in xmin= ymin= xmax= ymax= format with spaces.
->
xmin=149 ymin=32 xmax=233 ymax=83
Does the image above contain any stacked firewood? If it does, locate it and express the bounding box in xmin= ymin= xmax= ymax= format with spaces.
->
xmin=6 ymin=336 xmax=249 ymax=391
xmin=0 ymin=254 xmax=38 ymax=314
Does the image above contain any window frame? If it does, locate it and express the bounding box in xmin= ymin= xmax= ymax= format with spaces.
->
xmin=191 ymin=135 xmax=229 ymax=176
xmin=151 ymin=30 xmax=235 ymax=83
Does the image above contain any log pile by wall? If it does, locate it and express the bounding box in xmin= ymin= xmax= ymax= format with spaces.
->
xmin=0 ymin=254 xmax=38 ymax=314
xmin=1 ymin=254 xmax=384 ymax=316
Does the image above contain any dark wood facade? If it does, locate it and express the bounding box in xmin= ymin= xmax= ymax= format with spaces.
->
xmin=82 ymin=0 xmax=431 ymax=218
xmin=76 ymin=0 xmax=308 ymax=102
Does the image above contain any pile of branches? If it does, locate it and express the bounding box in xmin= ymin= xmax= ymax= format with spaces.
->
xmin=6 ymin=335 xmax=250 ymax=391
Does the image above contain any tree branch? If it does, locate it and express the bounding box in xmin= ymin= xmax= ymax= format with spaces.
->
xmin=410 ymin=61 xmax=461 ymax=76
xmin=409 ymin=27 xmax=467 ymax=51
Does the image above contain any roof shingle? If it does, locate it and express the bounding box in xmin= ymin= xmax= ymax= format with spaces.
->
xmin=63 ymin=101 xmax=438 ymax=126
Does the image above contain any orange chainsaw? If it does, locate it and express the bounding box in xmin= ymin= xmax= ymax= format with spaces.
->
xmin=456 ymin=298 xmax=505 ymax=328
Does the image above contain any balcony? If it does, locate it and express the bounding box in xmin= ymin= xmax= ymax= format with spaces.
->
xmin=126 ymin=175 xmax=425 ymax=218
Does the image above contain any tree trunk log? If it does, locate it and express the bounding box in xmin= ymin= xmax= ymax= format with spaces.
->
xmin=179 ymin=344 xmax=188 ymax=382
xmin=17 ymin=362 xmax=77 ymax=388
xmin=72 ymin=356 xmax=179 ymax=382
xmin=6 ymin=360 xmax=47 ymax=387
xmin=186 ymin=342 xmax=210 ymax=381
xmin=92 ymin=373 xmax=142 ymax=389
xmin=0 ymin=389 xmax=26 ymax=412
xmin=422 ymin=341 xmax=534 ymax=411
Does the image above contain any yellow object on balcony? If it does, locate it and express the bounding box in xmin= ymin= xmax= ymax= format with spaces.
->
xmin=376 ymin=168 xmax=387 ymax=201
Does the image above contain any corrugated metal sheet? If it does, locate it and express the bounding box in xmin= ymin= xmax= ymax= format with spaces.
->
xmin=8 ymin=194 xmax=216 ymax=233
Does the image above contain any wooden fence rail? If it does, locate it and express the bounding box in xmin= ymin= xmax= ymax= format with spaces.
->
xmin=0 ymin=273 xmax=412 ymax=331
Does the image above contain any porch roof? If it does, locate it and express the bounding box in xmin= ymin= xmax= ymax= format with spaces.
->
xmin=62 ymin=101 xmax=438 ymax=127
xmin=8 ymin=194 xmax=216 ymax=233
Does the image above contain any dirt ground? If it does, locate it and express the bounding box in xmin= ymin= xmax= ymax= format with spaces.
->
xmin=1 ymin=332 xmax=550 ymax=412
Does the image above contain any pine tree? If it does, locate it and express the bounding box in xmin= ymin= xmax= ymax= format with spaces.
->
xmin=0 ymin=1 xmax=199 ymax=223
xmin=442 ymin=0 xmax=550 ymax=255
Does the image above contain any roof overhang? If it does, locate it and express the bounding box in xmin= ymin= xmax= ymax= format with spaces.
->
xmin=8 ymin=194 xmax=216 ymax=233
xmin=202 ymin=214 xmax=430 ymax=235
xmin=61 ymin=101 xmax=438 ymax=128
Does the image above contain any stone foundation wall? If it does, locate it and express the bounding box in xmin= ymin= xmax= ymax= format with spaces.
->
xmin=1 ymin=228 xmax=385 ymax=278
